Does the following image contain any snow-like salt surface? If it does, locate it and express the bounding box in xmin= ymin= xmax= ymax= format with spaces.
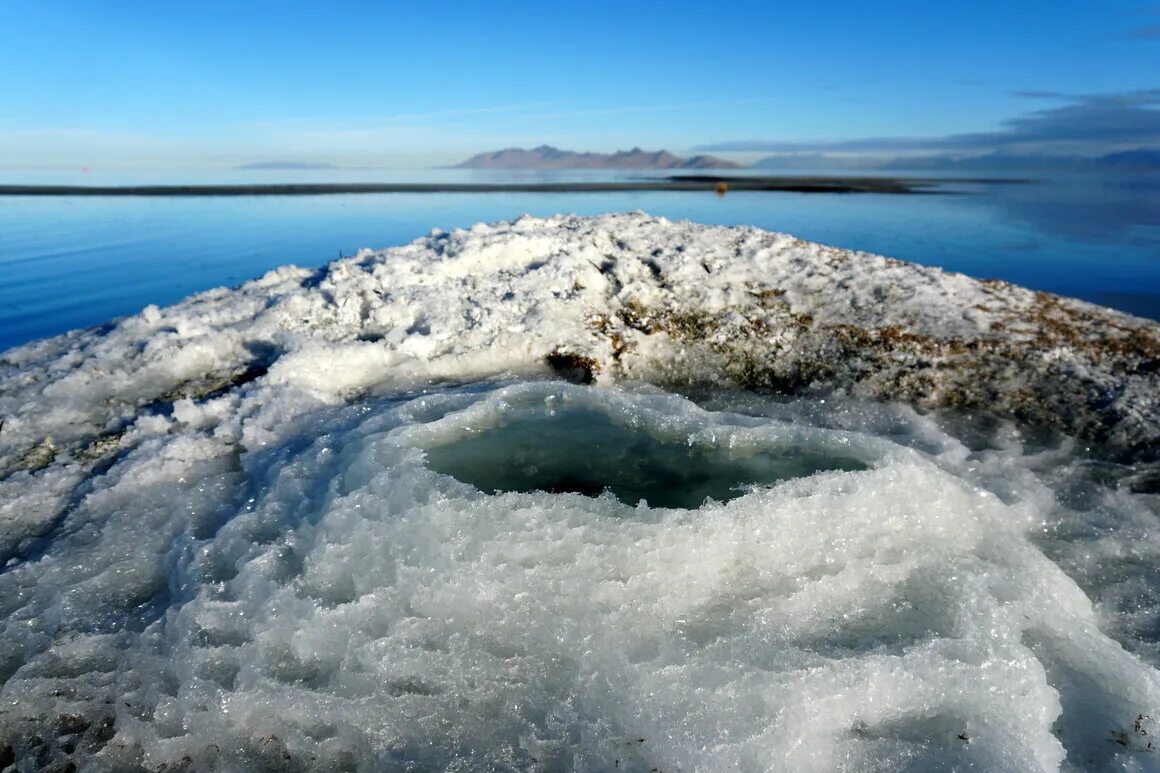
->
xmin=1 ymin=214 xmax=1158 ymax=770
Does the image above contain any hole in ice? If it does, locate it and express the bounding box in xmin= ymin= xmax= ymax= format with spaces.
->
xmin=421 ymin=402 xmax=868 ymax=509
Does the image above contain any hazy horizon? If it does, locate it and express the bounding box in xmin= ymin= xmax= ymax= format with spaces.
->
xmin=2 ymin=1 xmax=1156 ymax=170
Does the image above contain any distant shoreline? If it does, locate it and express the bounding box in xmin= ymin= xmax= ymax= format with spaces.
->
xmin=0 ymin=176 xmax=1030 ymax=197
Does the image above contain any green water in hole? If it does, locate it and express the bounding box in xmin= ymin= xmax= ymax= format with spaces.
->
xmin=422 ymin=406 xmax=868 ymax=509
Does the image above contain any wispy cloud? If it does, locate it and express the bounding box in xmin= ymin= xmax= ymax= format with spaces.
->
xmin=1128 ymin=24 xmax=1160 ymax=39
xmin=237 ymin=102 xmax=560 ymax=133
xmin=1010 ymin=90 xmax=1070 ymax=100
xmin=518 ymin=98 xmax=770 ymax=122
xmin=694 ymin=89 xmax=1160 ymax=155
xmin=231 ymin=98 xmax=772 ymax=156
xmin=0 ymin=127 xmax=179 ymax=151
xmin=229 ymin=98 xmax=759 ymax=146
xmin=365 ymin=102 xmax=560 ymax=126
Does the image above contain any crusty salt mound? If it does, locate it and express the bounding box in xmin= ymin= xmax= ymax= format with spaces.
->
xmin=1 ymin=214 xmax=1158 ymax=771
xmin=3 ymin=212 xmax=1155 ymax=477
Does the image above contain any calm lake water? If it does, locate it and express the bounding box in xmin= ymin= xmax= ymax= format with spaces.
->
xmin=1 ymin=168 xmax=1157 ymax=352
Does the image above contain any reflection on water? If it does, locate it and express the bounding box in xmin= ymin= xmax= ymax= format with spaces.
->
xmin=977 ymin=172 xmax=1160 ymax=244
xmin=0 ymin=169 xmax=1156 ymax=352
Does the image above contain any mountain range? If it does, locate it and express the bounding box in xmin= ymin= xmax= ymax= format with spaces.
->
xmin=455 ymin=145 xmax=741 ymax=170
xmin=239 ymin=148 xmax=1160 ymax=174
xmin=876 ymin=149 xmax=1160 ymax=171
xmin=754 ymin=149 xmax=1160 ymax=172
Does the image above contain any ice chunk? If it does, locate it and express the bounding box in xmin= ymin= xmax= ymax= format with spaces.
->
xmin=1 ymin=382 xmax=1157 ymax=770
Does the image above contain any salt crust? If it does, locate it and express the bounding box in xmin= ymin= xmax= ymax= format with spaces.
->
xmin=2 ymin=212 xmax=1156 ymax=481
xmin=1 ymin=214 xmax=1158 ymax=770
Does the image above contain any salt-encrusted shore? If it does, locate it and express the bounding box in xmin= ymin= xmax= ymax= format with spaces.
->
xmin=2 ymin=210 xmax=1156 ymax=557
xmin=2 ymin=212 xmax=1156 ymax=480
xmin=2 ymin=213 xmax=1160 ymax=769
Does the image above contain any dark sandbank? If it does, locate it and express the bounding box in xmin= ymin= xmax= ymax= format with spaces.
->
xmin=0 ymin=176 xmax=1029 ymax=197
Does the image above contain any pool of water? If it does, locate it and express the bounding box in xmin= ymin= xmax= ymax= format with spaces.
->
xmin=421 ymin=400 xmax=868 ymax=508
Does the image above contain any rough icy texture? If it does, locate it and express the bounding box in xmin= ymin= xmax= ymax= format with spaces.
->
xmin=1 ymin=213 xmax=1159 ymax=770
xmin=1 ymin=381 xmax=1159 ymax=771
xmin=2 ymin=213 xmax=1156 ymax=488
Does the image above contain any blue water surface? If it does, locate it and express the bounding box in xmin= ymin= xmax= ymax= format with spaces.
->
xmin=1 ymin=169 xmax=1157 ymax=352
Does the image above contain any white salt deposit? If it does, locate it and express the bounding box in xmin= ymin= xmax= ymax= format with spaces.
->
xmin=0 ymin=214 xmax=1158 ymax=770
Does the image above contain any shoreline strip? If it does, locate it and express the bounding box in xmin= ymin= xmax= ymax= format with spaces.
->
xmin=0 ymin=176 xmax=1029 ymax=197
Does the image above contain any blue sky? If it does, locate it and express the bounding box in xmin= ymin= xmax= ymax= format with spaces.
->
xmin=1 ymin=0 xmax=1157 ymax=167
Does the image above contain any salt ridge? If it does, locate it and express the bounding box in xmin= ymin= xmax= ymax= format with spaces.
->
xmin=2 ymin=212 xmax=1157 ymax=480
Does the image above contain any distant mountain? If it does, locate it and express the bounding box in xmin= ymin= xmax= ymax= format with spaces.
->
xmin=877 ymin=153 xmax=1080 ymax=172
xmin=456 ymin=145 xmax=742 ymax=169
xmin=238 ymin=161 xmax=338 ymax=170
xmin=1098 ymin=149 xmax=1160 ymax=169
xmin=751 ymin=153 xmax=885 ymax=170
xmin=875 ymin=149 xmax=1160 ymax=172
xmin=744 ymin=148 xmax=1160 ymax=173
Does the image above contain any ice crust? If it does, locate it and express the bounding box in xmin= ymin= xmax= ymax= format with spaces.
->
xmin=1 ymin=214 xmax=1159 ymax=770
